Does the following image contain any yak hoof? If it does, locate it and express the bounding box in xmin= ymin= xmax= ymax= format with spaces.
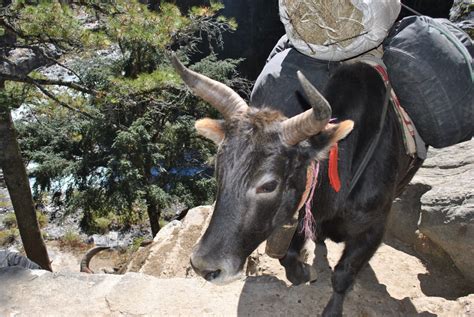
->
xmin=281 ymin=257 xmax=317 ymax=285
xmin=322 ymin=292 xmax=344 ymax=317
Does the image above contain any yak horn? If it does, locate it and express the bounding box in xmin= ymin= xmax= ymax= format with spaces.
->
xmin=281 ymin=71 xmax=332 ymax=145
xmin=80 ymin=246 xmax=110 ymax=274
xmin=170 ymin=54 xmax=248 ymax=119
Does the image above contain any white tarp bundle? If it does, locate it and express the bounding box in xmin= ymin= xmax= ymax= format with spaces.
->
xmin=279 ymin=0 xmax=401 ymax=61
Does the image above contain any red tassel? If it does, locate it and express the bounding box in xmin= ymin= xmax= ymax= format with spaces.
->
xmin=329 ymin=143 xmax=341 ymax=192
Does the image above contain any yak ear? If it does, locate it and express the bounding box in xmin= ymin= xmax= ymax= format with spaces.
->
xmin=195 ymin=118 xmax=225 ymax=144
xmin=307 ymin=120 xmax=354 ymax=160
xmin=327 ymin=120 xmax=354 ymax=145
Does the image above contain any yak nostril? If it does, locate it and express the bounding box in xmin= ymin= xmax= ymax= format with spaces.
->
xmin=204 ymin=269 xmax=221 ymax=281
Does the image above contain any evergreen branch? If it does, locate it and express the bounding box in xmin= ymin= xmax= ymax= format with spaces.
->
xmin=28 ymin=46 xmax=87 ymax=86
xmin=31 ymin=78 xmax=95 ymax=95
xmin=1 ymin=73 xmax=95 ymax=95
xmin=28 ymin=79 xmax=96 ymax=120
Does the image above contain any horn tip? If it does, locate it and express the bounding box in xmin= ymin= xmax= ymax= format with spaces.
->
xmin=169 ymin=53 xmax=184 ymax=72
xmin=296 ymin=71 xmax=306 ymax=83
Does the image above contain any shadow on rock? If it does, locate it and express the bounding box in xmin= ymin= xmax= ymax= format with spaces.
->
xmin=384 ymin=236 xmax=474 ymax=300
xmin=237 ymin=243 xmax=435 ymax=316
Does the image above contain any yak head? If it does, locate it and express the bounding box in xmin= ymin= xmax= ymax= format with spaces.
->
xmin=171 ymin=55 xmax=353 ymax=284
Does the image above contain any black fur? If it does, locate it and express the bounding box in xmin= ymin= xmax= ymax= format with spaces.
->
xmin=284 ymin=63 xmax=423 ymax=316
xmin=191 ymin=62 xmax=423 ymax=315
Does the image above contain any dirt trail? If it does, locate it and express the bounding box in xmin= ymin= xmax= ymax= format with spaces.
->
xmin=46 ymin=241 xmax=127 ymax=273
xmin=118 ymin=206 xmax=474 ymax=316
xmin=2 ymin=235 xmax=472 ymax=317
xmin=230 ymin=237 xmax=473 ymax=316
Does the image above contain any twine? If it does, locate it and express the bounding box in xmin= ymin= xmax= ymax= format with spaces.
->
xmin=284 ymin=0 xmax=365 ymax=48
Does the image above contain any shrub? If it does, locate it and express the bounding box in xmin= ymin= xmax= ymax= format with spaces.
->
xmin=2 ymin=213 xmax=17 ymax=229
xmin=130 ymin=237 xmax=146 ymax=253
xmin=0 ymin=200 xmax=11 ymax=209
xmin=159 ymin=218 xmax=169 ymax=229
xmin=0 ymin=228 xmax=19 ymax=246
xmin=94 ymin=217 xmax=112 ymax=234
xmin=60 ymin=230 xmax=83 ymax=248
xmin=2 ymin=212 xmax=48 ymax=229
xmin=36 ymin=211 xmax=48 ymax=228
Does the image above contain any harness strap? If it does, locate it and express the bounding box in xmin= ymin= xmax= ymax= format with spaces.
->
xmin=347 ymin=73 xmax=391 ymax=195
xmin=266 ymin=59 xmax=420 ymax=258
xmin=265 ymin=162 xmax=317 ymax=258
xmin=348 ymin=60 xmax=422 ymax=194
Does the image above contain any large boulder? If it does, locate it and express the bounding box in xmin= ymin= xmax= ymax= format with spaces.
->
xmin=124 ymin=205 xmax=285 ymax=278
xmin=417 ymin=140 xmax=474 ymax=282
xmin=125 ymin=205 xmax=213 ymax=277
xmin=388 ymin=139 xmax=474 ymax=282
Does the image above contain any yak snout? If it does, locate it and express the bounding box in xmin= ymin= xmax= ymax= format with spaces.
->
xmin=190 ymin=243 xmax=243 ymax=284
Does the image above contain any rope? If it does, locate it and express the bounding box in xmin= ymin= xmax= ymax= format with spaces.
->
xmin=401 ymin=3 xmax=423 ymax=16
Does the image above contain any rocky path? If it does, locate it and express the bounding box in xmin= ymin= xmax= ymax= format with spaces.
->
xmin=1 ymin=141 xmax=473 ymax=316
xmin=1 ymin=235 xmax=473 ymax=316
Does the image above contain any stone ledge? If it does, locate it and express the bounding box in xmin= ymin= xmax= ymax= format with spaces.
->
xmin=1 ymin=252 xmax=472 ymax=317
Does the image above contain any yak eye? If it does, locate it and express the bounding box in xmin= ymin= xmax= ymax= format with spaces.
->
xmin=256 ymin=180 xmax=279 ymax=194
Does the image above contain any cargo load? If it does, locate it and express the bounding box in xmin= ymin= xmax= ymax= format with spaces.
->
xmin=250 ymin=41 xmax=339 ymax=118
xmin=383 ymin=16 xmax=474 ymax=148
xmin=279 ymin=0 xmax=401 ymax=61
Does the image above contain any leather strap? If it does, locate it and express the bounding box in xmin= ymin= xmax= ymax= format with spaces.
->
xmin=265 ymin=164 xmax=315 ymax=258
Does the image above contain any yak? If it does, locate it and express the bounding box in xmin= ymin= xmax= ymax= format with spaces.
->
xmin=171 ymin=54 xmax=423 ymax=316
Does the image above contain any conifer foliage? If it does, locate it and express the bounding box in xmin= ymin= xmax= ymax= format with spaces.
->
xmin=1 ymin=0 xmax=248 ymax=238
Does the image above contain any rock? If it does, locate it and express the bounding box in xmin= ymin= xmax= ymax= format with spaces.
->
xmin=125 ymin=205 xmax=213 ymax=277
xmin=417 ymin=140 xmax=474 ymax=282
xmin=1 ymin=239 xmax=473 ymax=316
xmin=126 ymin=205 xmax=286 ymax=278
xmin=450 ymin=0 xmax=474 ymax=23
xmin=388 ymin=139 xmax=474 ymax=283
xmin=387 ymin=183 xmax=431 ymax=245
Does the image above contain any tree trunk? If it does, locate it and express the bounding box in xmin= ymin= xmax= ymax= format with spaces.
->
xmin=146 ymin=198 xmax=161 ymax=238
xmin=0 ymin=81 xmax=52 ymax=271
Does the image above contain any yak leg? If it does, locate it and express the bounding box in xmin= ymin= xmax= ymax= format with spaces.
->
xmin=279 ymin=227 xmax=317 ymax=285
xmin=322 ymin=225 xmax=384 ymax=317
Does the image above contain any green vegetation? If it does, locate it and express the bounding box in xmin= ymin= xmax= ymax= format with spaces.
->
xmin=60 ymin=229 xmax=83 ymax=248
xmin=2 ymin=213 xmax=17 ymax=229
xmin=36 ymin=212 xmax=48 ymax=228
xmin=2 ymin=0 xmax=249 ymax=237
xmin=159 ymin=218 xmax=169 ymax=229
xmin=0 ymin=200 xmax=11 ymax=208
xmin=130 ymin=236 xmax=146 ymax=253
xmin=93 ymin=217 xmax=112 ymax=234
xmin=0 ymin=228 xmax=19 ymax=246
xmin=1 ymin=211 xmax=47 ymax=229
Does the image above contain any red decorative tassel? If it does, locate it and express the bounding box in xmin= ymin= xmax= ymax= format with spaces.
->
xmin=329 ymin=143 xmax=341 ymax=192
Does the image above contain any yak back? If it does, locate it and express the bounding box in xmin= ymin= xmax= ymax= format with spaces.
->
xmin=251 ymin=60 xmax=418 ymax=241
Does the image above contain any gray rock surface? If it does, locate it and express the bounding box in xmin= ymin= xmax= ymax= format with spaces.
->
xmin=2 ymin=242 xmax=473 ymax=317
xmin=388 ymin=183 xmax=431 ymax=245
xmin=388 ymin=139 xmax=474 ymax=282
xmin=2 ymin=199 xmax=473 ymax=316
xmin=417 ymin=140 xmax=474 ymax=282
xmin=124 ymin=205 xmax=212 ymax=277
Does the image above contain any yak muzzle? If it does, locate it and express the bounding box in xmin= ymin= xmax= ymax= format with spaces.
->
xmin=190 ymin=244 xmax=243 ymax=285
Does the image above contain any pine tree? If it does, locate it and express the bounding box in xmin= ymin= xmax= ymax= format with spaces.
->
xmin=1 ymin=0 xmax=247 ymax=251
